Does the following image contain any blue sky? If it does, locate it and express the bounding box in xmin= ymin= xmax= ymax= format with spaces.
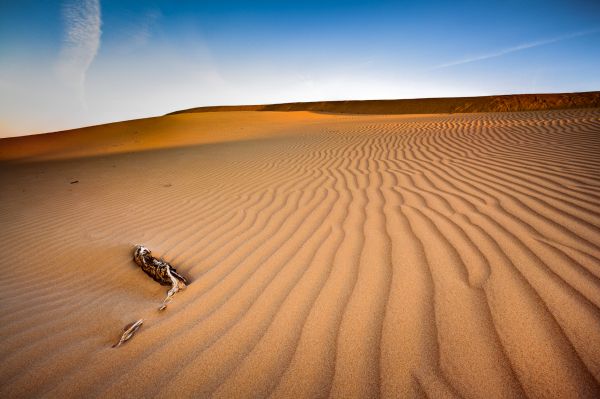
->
xmin=1 ymin=0 xmax=599 ymax=136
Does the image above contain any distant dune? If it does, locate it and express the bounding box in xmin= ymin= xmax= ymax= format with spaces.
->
xmin=1 ymin=103 xmax=600 ymax=398
xmin=2 ymin=91 xmax=599 ymax=162
xmin=170 ymin=91 xmax=600 ymax=115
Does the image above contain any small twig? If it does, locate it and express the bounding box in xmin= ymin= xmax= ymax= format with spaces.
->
xmin=112 ymin=319 xmax=143 ymax=348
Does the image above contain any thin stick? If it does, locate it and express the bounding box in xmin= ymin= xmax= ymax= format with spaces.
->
xmin=112 ymin=319 xmax=143 ymax=348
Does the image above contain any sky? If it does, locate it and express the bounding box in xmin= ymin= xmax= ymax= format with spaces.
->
xmin=1 ymin=0 xmax=599 ymax=137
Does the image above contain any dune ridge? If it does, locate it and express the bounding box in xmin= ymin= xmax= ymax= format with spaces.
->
xmin=1 ymin=108 xmax=599 ymax=398
xmin=169 ymin=91 xmax=600 ymax=116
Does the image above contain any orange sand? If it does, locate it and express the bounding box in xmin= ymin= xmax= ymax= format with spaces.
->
xmin=170 ymin=91 xmax=600 ymax=115
xmin=1 ymin=108 xmax=600 ymax=398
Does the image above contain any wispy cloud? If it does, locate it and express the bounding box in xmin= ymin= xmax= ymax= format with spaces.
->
xmin=128 ymin=9 xmax=161 ymax=49
xmin=432 ymin=28 xmax=600 ymax=70
xmin=55 ymin=0 xmax=102 ymax=107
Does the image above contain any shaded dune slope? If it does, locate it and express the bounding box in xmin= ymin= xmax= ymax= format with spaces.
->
xmin=1 ymin=108 xmax=600 ymax=398
xmin=170 ymin=91 xmax=600 ymax=116
xmin=0 ymin=112 xmax=331 ymax=162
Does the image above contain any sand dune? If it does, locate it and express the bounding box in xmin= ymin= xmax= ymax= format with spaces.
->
xmin=170 ymin=91 xmax=600 ymax=116
xmin=1 ymin=107 xmax=600 ymax=398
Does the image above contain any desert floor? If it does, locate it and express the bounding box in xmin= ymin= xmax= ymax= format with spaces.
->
xmin=1 ymin=109 xmax=600 ymax=398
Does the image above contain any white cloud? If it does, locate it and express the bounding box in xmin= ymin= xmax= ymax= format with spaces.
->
xmin=55 ymin=0 xmax=102 ymax=107
xmin=128 ymin=9 xmax=161 ymax=49
xmin=432 ymin=28 xmax=600 ymax=70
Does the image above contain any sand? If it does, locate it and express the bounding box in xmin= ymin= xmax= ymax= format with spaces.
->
xmin=1 ymin=107 xmax=600 ymax=398
xmin=169 ymin=91 xmax=600 ymax=116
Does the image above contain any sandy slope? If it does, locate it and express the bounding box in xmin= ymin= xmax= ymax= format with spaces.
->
xmin=1 ymin=108 xmax=600 ymax=398
xmin=170 ymin=91 xmax=600 ymax=115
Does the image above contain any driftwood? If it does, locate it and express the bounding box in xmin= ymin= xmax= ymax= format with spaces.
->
xmin=112 ymin=319 xmax=143 ymax=348
xmin=133 ymin=245 xmax=188 ymax=310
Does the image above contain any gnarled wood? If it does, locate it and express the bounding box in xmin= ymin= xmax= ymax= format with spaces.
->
xmin=133 ymin=245 xmax=188 ymax=310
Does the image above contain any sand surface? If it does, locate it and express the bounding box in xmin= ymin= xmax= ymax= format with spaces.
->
xmin=1 ymin=108 xmax=600 ymax=398
xmin=170 ymin=91 xmax=600 ymax=115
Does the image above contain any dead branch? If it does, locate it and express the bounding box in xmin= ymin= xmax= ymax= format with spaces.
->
xmin=133 ymin=245 xmax=188 ymax=310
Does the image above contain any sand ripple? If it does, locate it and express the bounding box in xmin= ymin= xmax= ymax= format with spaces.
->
xmin=1 ymin=109 xmax=599 ymax=398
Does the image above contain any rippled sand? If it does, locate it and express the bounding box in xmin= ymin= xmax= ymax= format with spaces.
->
xmin=1 ymin=108 xmax=599 ymax=398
